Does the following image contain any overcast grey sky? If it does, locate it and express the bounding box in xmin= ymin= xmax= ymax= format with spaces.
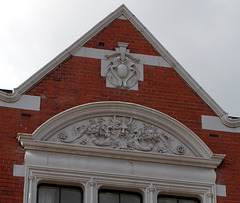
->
xmin=0 ymin=0 xmax=239 ymax=116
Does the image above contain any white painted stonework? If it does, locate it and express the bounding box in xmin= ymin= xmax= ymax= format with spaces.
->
xmin=73 ymin=47 xmax=171 ymax=68
xmin=216 ymin=185 xmax=226 ymax=197
xmin=13 ymin=164 xmax=25 ymax=177
xmin=102 ymin=42 xmax=142 ymax=90
xmin=0 ymin=94 xmax=40 ymax=111
xmin=74 ymin=45 xmax=171 ymax=90
xmin=18 ymin=102 xmax=225 ymax=203
xmin=48 ymin=115 xmax=195 ymax=156
xmin=118 ymin=14 xmax=127 ymax=20
xmin=202 ymin=115 xmax=240 ymax=133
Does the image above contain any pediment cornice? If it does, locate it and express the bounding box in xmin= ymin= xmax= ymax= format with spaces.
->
xmin=17 ymin=102 xmax=225 ymax=169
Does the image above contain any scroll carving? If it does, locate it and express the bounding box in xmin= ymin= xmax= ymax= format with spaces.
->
xmin=102 ymin=42 xmax=142 ymax=90
xmin=48 ymin=116 xmax=195 ymax=156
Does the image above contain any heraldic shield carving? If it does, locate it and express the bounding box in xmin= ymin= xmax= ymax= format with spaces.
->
xmin=101 ymin=42 xmax=143 ymax=90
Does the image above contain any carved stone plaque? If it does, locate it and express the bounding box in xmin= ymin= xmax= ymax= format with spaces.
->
xmin=101 ymin=42 xmax=143 ymax=90
xmin=47 ymin=116 xmax=196 ymax=157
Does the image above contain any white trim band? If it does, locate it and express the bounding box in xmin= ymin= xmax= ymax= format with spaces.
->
xmin=0 ymin=94 xmax=40 ymax=111
xmin=73 ymin=47 xmax=171 ymax=68
xmin=202 ymin=115 xmax=240 ymax=133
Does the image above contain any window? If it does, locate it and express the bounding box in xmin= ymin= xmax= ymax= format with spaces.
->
xmin=99 ymin=189 xmax=142 ymax=203
xmin=37 ymin=184 xmax=83 ymax=203
xmin=158 ymin=195 xmax=200 ymax=203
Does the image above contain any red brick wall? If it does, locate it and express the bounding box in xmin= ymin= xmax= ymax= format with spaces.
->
xmin=0 ymin=107 xmax=26 ymax=203
xmin=84 ymin=19 xmax=160 ymax=56
xmin=0 ymin=18 xmax=239 ymax=202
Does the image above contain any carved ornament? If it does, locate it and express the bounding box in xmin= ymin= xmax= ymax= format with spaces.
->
xmin=48 ymin=116 xmax=195 ymax=156
xmin=101 ymin=42 xmax=143 ymax=90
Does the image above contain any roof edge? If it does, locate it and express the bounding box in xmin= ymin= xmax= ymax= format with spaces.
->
xmin=220 ymin=115 xmax=240 ymax=128
xmin=0 ymin=4 xmax=127 ymax=103
xmin=121 ymin=6 xmax=231 ymax=120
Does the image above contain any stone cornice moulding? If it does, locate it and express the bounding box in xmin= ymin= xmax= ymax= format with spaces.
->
xmin=220 ymin=114 xmax=240 ymax=128
xmin=0 ymin=5 xmax=238 ymax=127
xmin=27 ymin=164 xmax=216 ymax=189
xmin=26 ymin=165 xmax=215 ymax=202
xmin=18 ymin=133 xmax=224 ymax=169
xmin=17 ymin=101 xmax=225 ymax=169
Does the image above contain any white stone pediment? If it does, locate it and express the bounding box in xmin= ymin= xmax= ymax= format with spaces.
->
xmin=17 ymin=102 xmax=226 ymax=203
xmin=17 ymin=101 xmax=224 ymax=165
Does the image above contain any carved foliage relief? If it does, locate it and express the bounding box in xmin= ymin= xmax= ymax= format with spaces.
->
xmin=47 ymin=116 xmax=196 ymax=157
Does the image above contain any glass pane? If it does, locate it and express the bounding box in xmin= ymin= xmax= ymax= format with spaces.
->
xmin=61 ymin=187 xmax=82 ymax=203
xmin=179 ymin=200 xmax=198 ymax=203
xmin=99 ymin=191 xmax=119 ymax=203
xmin=158 ymin=197 xmax=177 ymax=203
xmin=38 ymin=186 xmax=59 ymax=203
xmin=121 ymin=193 xmax=141 ymax=203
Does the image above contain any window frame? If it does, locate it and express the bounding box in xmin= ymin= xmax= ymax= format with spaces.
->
xmin=98 ymin=189 xmax=143 ymax=203
xmin=37 ymin=183 xmax=83 ymax=203
xmin=158 ymin=194 xmax=200 ymax=203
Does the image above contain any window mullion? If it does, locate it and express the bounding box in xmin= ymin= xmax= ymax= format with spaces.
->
xmin=59 ymin=187 xmax=61 ymax=203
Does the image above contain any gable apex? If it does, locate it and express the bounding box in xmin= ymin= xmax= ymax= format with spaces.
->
xmin=0 ymin=5 xmax=238 ymax=127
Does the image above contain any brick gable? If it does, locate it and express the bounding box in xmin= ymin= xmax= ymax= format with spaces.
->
xmin=84 ymin=19 xmax=160 ymax=56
